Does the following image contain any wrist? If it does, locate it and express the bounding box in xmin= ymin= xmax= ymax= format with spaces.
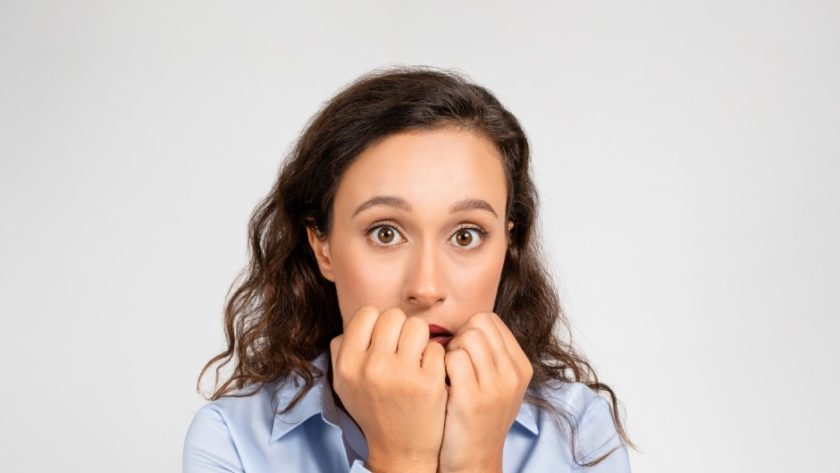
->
xmin=366 ymin=451 xmax=438 ymax=473
xmin=439 ymin=455 xmax=503 ymax=473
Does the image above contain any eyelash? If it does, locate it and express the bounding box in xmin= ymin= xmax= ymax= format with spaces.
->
xmin=364 ymin=220 xmax=488 ymax=250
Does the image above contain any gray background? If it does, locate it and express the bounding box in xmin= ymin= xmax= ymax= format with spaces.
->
xmin=2 ymin=1 xmax=838 ymax=471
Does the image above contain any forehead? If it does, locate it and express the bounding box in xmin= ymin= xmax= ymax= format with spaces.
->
xmin=333 ymin=128 xmax=507 ymax=218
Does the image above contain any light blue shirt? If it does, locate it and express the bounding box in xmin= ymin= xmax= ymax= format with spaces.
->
xmin=183 ymin=352 xmax=630 ymax=472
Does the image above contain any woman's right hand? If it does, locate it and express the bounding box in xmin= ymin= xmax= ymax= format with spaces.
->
xmin=330 ymin=306 xmax=447 ymax=473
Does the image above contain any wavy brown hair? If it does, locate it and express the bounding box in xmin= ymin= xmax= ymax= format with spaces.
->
xmin=196 ymin=65 xmax=635 ymax=466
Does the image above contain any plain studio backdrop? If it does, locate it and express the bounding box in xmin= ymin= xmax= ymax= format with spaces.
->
xmin=1 ymin=1 xmax=838 ymax=472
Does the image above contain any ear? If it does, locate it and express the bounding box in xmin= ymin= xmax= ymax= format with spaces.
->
xmin=506 ymin=220 xmax=514 ymax=243
xmin=306 ymin=226 xmax=335 ymax=282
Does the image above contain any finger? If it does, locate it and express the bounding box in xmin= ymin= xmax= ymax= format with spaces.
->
xmin=487 ymin=312 xmax=533 ymax=376
xmin=368 ymin=307 xmax=406 ymax=354
xmin=460 ymin=312 xmax=511 ymax=365
xmin=444 ymin=348 xmax=478 ymax=393
xmin=446 ymin=328 xmax=497 ymax=387
xmin=487 ymin=312 xmax=524 ymax=359
xmin=397 ymin=317 xmax=429 ymax=362
xmin=342 ymin=305 xmax=381 ymax=354
xmin=337 ymin=306 xmax=379 ymax=370
xmin=420 ymin=340 xmax=445 ymax=380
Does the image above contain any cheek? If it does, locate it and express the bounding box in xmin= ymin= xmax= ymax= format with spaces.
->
xmin=328 ymin=230 xmax=508 ymax=324
xmin=447 ymin=255 xmax=506 ymax=309
xmin=330 ymin=243 xmax=401 ymax=323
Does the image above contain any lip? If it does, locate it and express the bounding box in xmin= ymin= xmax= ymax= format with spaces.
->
xmin=430 ymin=335 xmax=453 ymax=348
xmin=428 ymin=323 xmax=453 ymax=348
xmin=428 ymin=324 xmax=453 ymax=336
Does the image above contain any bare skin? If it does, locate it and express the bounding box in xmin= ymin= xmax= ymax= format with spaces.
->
xmin=308 ymin=127 xmax=532 ymax=472
xmin=330 ymin=307 xmax=446 ymax=473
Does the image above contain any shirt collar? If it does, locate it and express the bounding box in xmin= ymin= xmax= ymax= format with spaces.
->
xmin=271 ymin=351 xmax=540 ymax=442
xmin=270 ymin=352 xmax=338 ymax=442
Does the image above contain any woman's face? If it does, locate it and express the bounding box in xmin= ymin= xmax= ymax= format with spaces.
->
xmin=307 ymin=127 xmax=513 ymax=335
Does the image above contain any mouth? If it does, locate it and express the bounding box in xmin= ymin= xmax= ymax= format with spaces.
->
xmin=429 ymin=324 xmax=453 ymax=348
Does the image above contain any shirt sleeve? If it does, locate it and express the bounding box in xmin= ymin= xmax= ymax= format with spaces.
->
xmin=349 ymin=459 xmax=373 ymax=472
xmin=573 ymin=396 xmax=631 ymax=472
xmin=183 ymin=405 xmax=245 ymax=473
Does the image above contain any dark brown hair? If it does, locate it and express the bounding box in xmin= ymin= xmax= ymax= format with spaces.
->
xmin=197 ymin=65 xmax=635 ymax=466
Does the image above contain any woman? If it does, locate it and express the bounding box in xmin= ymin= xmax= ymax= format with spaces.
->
xmin=183 ymin=66 xmax=634 ymax=472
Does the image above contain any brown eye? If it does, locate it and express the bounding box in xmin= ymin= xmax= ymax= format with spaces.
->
xmin=450 ymin=226 xmax=485 ymax=249
xmin=366 ymin=223 xmax=405 ymax=247
xmin=377 ymin=227 xmax=395 ymax=243
xmin=454 ymin=229 xmax=473 ymax=246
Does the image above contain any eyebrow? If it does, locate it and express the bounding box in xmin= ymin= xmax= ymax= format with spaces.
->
xmin=352 ymin=195 xmax=498 ymax=218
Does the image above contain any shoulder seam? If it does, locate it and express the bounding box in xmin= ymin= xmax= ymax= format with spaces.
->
xmin=199 ymin=404 xmax=247 ymax=470
xmin=573 ymin=395 xmax=622 ymax=466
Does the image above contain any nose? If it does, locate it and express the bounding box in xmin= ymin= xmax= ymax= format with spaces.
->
xmin=402 ymin=240 xmax=447 ymax=309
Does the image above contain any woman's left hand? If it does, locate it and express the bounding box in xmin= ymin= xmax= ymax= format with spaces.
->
xmin=438 ymin=312 xmax=534 ymax=473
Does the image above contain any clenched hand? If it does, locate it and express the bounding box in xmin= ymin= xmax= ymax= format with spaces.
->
xmin=438 ymin=312 xmax=533 ymax=473
xmin=330 ymin=306 xmax=447 ymax=473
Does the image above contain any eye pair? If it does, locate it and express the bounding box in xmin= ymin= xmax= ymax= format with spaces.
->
xmin=366 ymin=221 xmax=488 ymax=250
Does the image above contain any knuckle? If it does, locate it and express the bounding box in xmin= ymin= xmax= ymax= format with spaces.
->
xmin=445 ymin=348 xmax=468 ymax=365
xmin=460 ymin=328 xmax=484 ymax=346
xmin=335 ymin=360 xmax=354 ymax=381
xmin=508 ymin=370 xmax=524 ymax=389
xmin=331 ymin=378 xmax=346 ymax=396
xmin=355 ymin=305 xmax=378 ymax=321
xmin=380 ymin=307 xmax=407 ymax=323
xmin=361 ymin=358 xmax=388 ymax=381
xmin=360 ymin=305 xmax=379 ymax=315
xmin=512 ymin=360 xmax=533 ymax=386
xmin=523 ymin=362 xmax=534 ymax=380
xmin=520 ymin=352 xmax=533 ymax=371
xmin=404 ymin=316 xmax=427 ymax=331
